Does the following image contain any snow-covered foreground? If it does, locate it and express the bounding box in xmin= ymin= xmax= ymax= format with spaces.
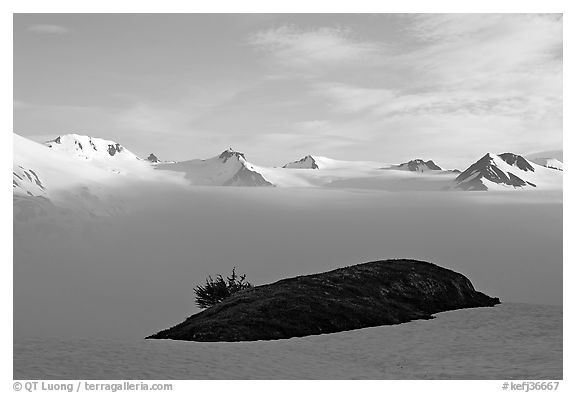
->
xmin=14 ymin=303 xmax=561 ymax=379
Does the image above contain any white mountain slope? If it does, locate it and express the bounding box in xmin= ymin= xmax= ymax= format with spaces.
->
xmin=15 ymin=134 xmax=113 ymax=197
xmin=304 ymin=156 xmax=386 ymax=171
xmin=13 ymin=164 xmax=47 ymax=198
xmin=283 ymin=155 xmax=390 ymax=171
xmin=453 ymin=153 xmax=562 ymax=191
xmin=262 ymin=156 xmax=458 ymax=190
xmin=45 ymin=134 xmax=141 ymax=161
xmin=155 ymin=149 xmax=275 ymax=187
xmin=14 ymin=134 xmax=120 ymax=219
xmin=13 ymin=134 xmax=188 ymax=218
xmin=527 ymin=157 xmax=563 ymax=171
xmin=524 ymin=150 xmax=563 ymax=171
xmin=14 ymin=133 xmax=563 ymax=205
xmin=262 ymin=156 xmax=387 ymax=187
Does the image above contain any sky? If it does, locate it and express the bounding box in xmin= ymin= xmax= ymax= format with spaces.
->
xmin=13 ymin=13 xmax=563 ymax=169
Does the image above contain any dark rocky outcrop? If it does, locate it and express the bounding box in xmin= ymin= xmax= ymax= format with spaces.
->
xmin=107 ymin=143 xmax=123 ymax=156
xmin=498 ymin=153 xmax=535 ymax=172
xmin=147 ymin=259 xmax=499 ymax=342
xmin=147 ymin=153 xmax=160 ymax=163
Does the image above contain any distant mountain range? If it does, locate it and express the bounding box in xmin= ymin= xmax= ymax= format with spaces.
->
xmin=13 ymin=133 xmax=563 ymax=215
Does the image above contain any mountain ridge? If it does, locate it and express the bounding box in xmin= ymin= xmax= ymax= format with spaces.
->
xmin=13 ymin=134 xmax=562 ymax=206
xmin=45 ymin=133 xmax=141 ymax=161
xmin=452 ymin=152 xmax=561 ymax=191
xmin=155 ymin=148 xmax=275 ymax=187
xmin=393 ymin=159 xmax=442 ymax=172
xmin=283 ymin=155 xmax=320 ymax=169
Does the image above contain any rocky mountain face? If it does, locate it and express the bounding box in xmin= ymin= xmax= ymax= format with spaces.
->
xmin=283 ymin=155 xmax=320 ymax=169
xmin=147 ymin=259 xmax=500 ymax=342
xmin=454 ymin=153 xmax=539 ymax=191
xmin=497 ymin=153 xmax=535 ymax=171
xmin=394 ymin=159 xmax=442 ymax=172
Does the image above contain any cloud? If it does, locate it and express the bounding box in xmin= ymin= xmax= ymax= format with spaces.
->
xmin=312 ymin=14 xmax=561 ymax=138
xmin=108 ymin=81 xmax=250 ymax=135
xmin=15 ymin=15 xmax=562 ymax=168
xmin=113 ymin=102 xmax=195 ymax=135
xmin=27 ymin=24 xmax=69 ymax=34
xmin=312 ymin=83 xmax=396 ymax=113
xmin=399 ymin=14 xmax=562 ymax=91
xmin=316 ymin=83 xmax=560 ymax=122
xmin=249 ymin=25 xmax=383 ymax=68
xmin=298 ymin=14 xmax=562 ymax=166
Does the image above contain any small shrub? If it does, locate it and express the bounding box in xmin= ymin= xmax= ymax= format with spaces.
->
xmin=194 ymin=267 xmax=252 ymax=309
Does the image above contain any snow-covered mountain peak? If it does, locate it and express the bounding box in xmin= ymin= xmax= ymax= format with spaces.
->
xmin=473 ymin=152 xmax=499 ymax=167
xmin=395 ymin=159 xmax=442 ymax=172
xmin=45 ymin=134 xmax=140 ymax=161
xmin=473 ymin=152 xmax=533 ymax=171
xmin=218 ymin=148 xmax=247 ymax=163
xmin=283 ymin=155 xmax=319 ymax=169
xmin=153 ymin=148 xmax=274 ymax=187
xmin=452 ymin=152 xmax=562 ymax=191
xmin=453 ymin=152 xmax=529 ymax=190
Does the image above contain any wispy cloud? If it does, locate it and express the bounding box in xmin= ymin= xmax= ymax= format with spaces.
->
xmin=315 ymin=83 xmax=560 ymax=122
xmin=309 ymin=14 xmax=562 ymax=159
xmin=27 ymin=24 xmax=70 ymax=34
xmin=113 ymin=102 xmax=194 ymax=135
xmin=14 ymin=14 xmax=562 ymax=167
xmin=249 ymin=25 xmax=383 ymax=68
xmin=312 ymin=83 xmax=396 ymax=113
xmin=399 ymin=14 xmax=562 ymax=91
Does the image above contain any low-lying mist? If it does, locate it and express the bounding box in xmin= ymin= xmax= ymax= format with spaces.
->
xmin=14 ymin=186 xmax=562 ymax=339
